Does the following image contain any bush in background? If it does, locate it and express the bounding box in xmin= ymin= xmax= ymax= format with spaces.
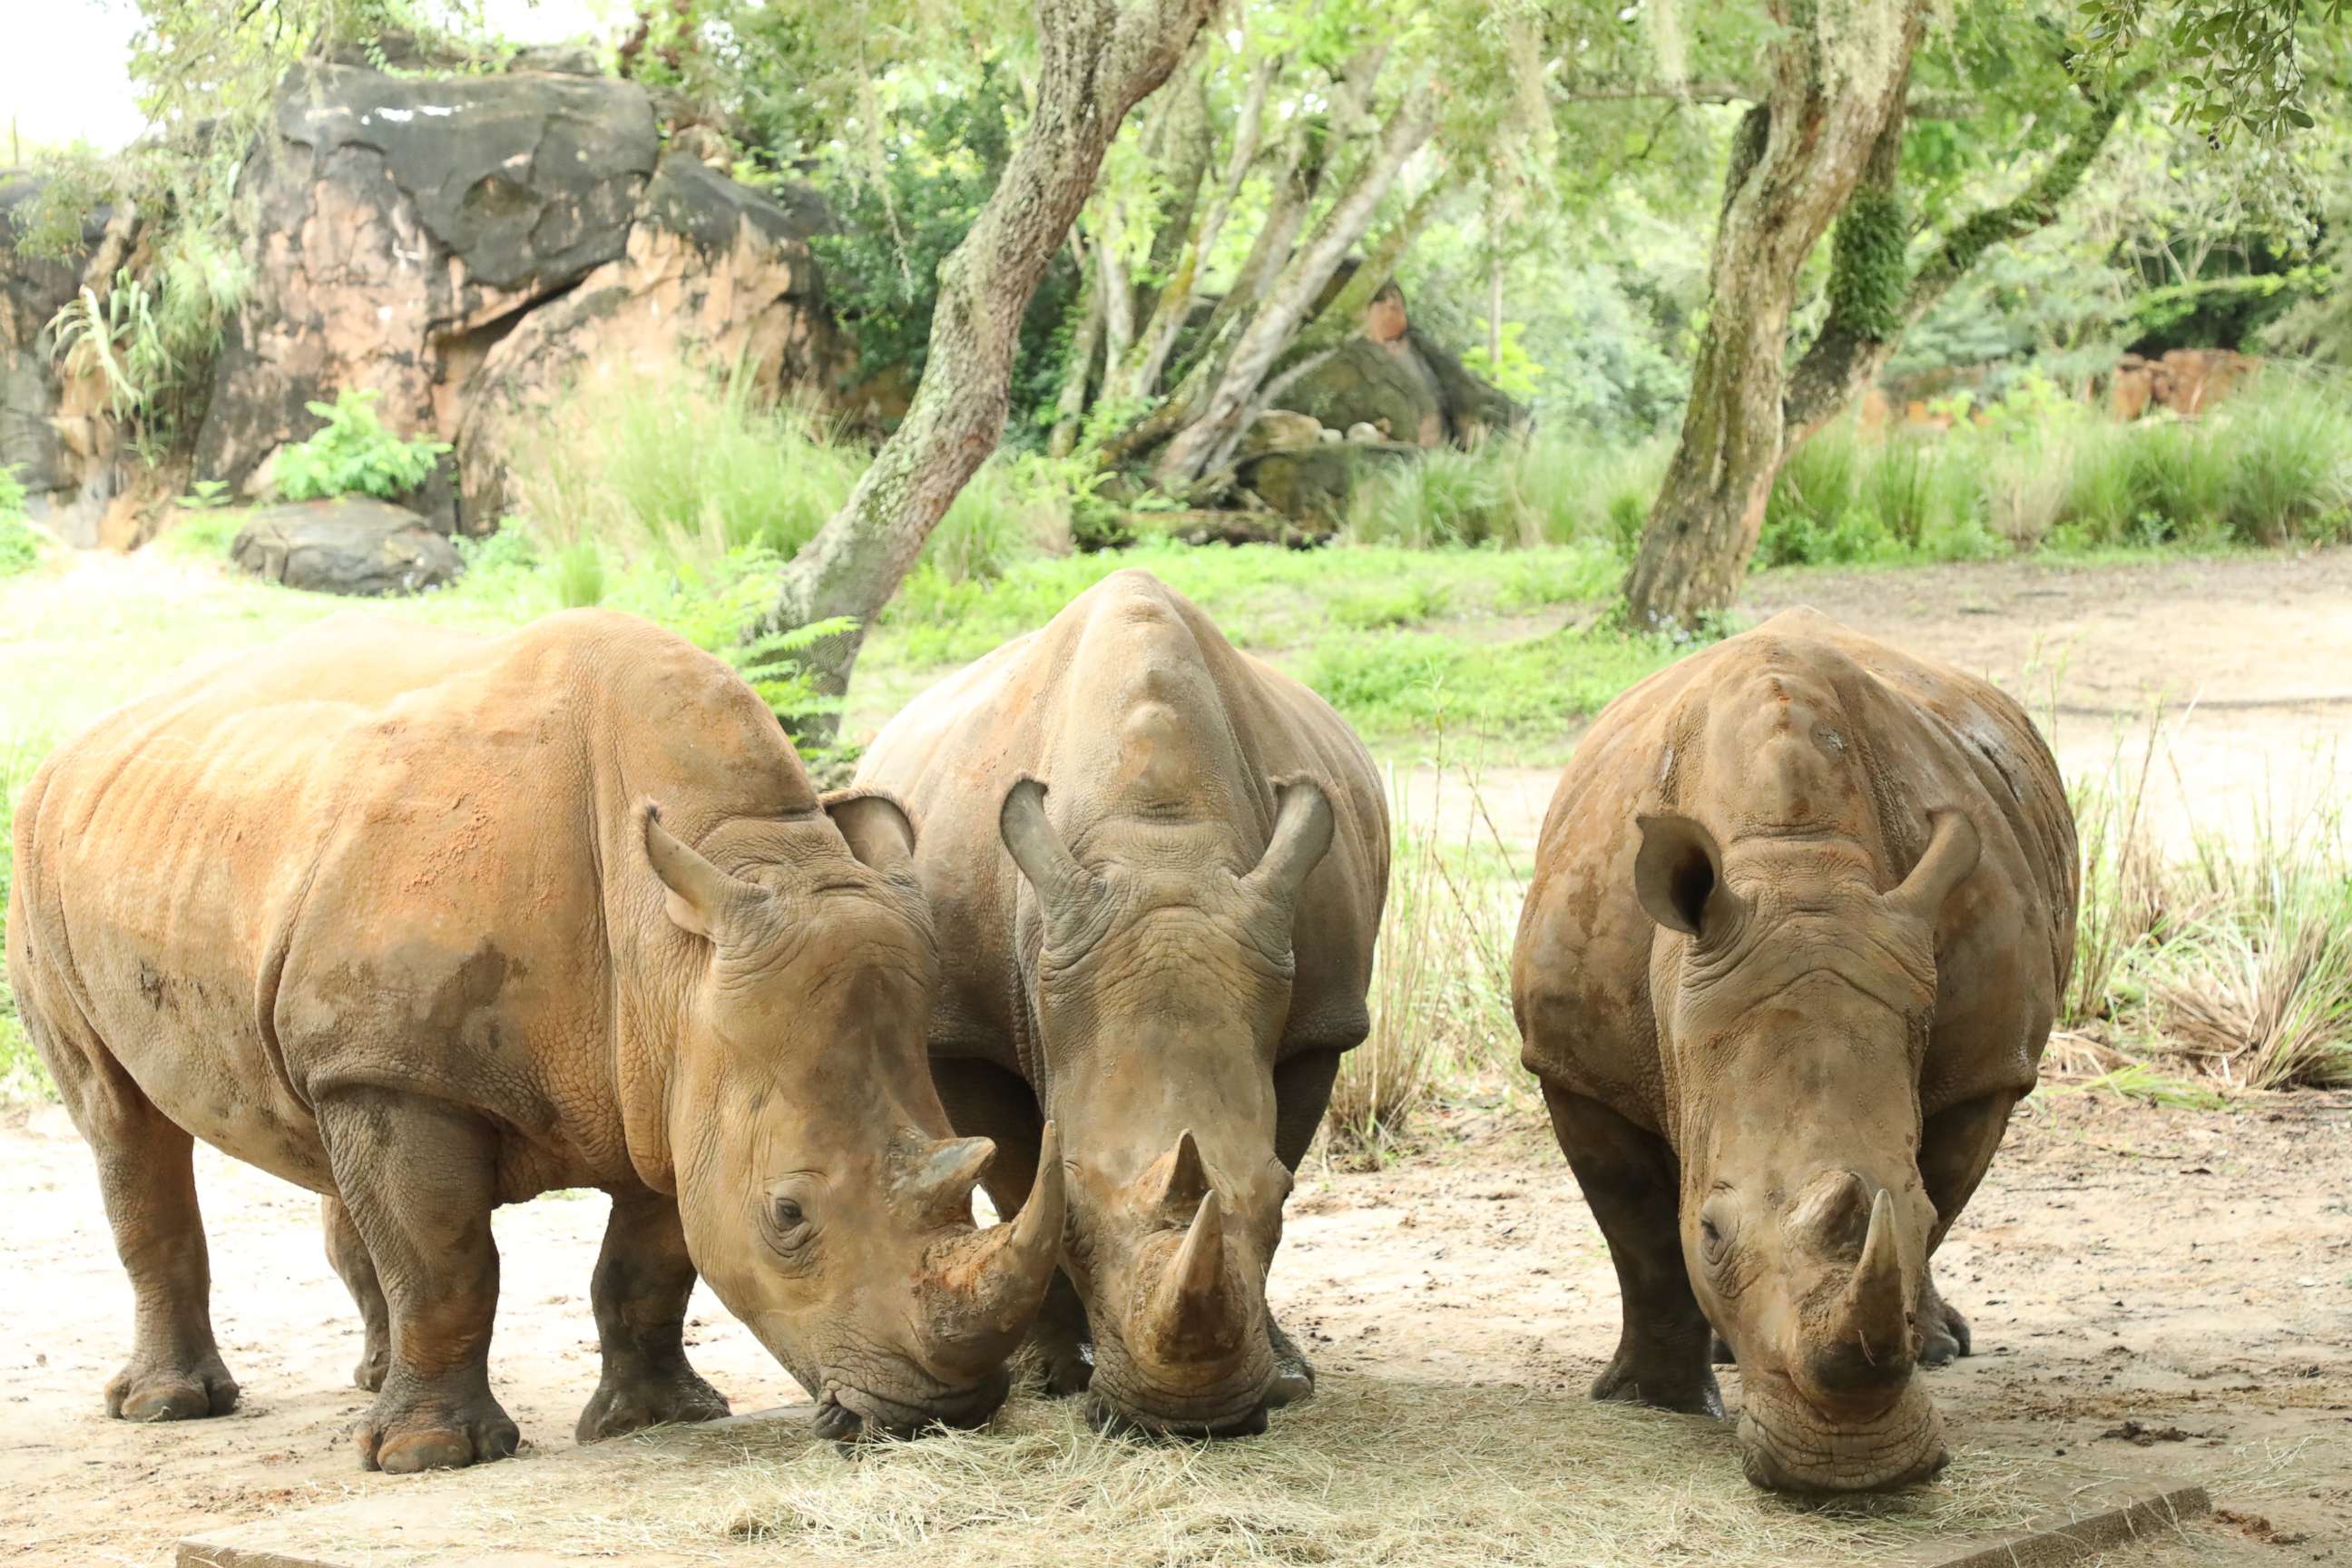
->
xmin=274 ymin=388 xmax=452 ymax=502
xmin=0 ymin=465 xmax=41 ymax=578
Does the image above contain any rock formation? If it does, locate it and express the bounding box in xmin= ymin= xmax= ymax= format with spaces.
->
xmin=2 ymin=61 xmax=843 ymax=544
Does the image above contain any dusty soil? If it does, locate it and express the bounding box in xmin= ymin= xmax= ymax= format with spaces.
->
xmin=3 ymin=1090 xmax=2347 ymax=1565
xmin=1403 ymin=547 xmax=2352 ymax=861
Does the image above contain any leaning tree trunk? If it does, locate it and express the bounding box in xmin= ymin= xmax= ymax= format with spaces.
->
xmin=1622 ymin=0 xmax=1926 ymax=631
xmin=1152 ymin=79 xmax=1437 ymax=488
xmin=765 ymin=0 xmax=1216 ymax=717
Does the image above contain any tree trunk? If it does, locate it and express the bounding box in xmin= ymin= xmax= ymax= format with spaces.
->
xmin=1047 ymin=250 xmax=1104 ymax=458
xmin=1096 ymin=226 xmax=1136 ymax=377
xmin=1118 ymin=51 xmax=1275 ymax=401
xmin=1782 ymin=74 xmax=2147 ymax=446
xmin=1152 ymin=79 xmax=1437 ymax=487
xmin=1262 ymin=180 xmax=1453 ymax=397
xmin=765 ymin=0 xmax=1216 ymax=719
xmin=1622 ymin=0 xmax=1926 ymax=631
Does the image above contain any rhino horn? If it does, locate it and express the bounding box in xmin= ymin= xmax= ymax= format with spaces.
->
xmin=1834 ymin=1189 xmax=1912 ymax=1367
xmin=919 ymin=1123 xmax=1068 ymax=1366
xmin=1136 ymin=1128 xmax=1213 ymax=1215
xmin=902 ymin=1136 xmax=996 ymax=1222
xmin=1138 ymin=1189 xmax=1246 ymax=1364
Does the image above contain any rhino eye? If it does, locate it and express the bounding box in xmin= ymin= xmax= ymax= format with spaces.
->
xmin=772 ymin=1197 xmax=806 ymax=1230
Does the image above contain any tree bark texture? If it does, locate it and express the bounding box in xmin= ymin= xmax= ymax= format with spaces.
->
xmin=766 ymin=0 xmax=1217 ymax=711
xmin=1622 ymin=0 xmax=1927 ymax=631
xmin=1152 ymin=79 xmax=1437 ymax=487
xmin=1782 ymin=75 xmax=2146 ymax=445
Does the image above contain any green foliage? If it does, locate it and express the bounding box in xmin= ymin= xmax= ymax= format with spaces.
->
xmin=1826 ymin=186 xmax=1909 ymax=344
xmin=1461 ymin=320 xmax=1544 ymax=403
xmin=1301 ymin=624 xmax=1681 ymax=747
xmin=1759 ymin=372 xmax=2352 ymax=567
xmin=2073 ymin=0 xmax=2345 ymax=144
xmin=273 ymin=389 xmax=450 ymax=502
xmin=1344 ymin=430 xmax=1673 ymax=554
xmin=0 ymin=466 xmax=41 ymax=579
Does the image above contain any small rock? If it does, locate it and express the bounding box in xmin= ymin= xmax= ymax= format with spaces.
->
xmin=230 ymin=497 xmax=463 ymax=596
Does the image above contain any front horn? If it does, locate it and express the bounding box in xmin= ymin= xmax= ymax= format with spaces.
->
xmin=917 ymin=1122 xmax=1069 ymax=1370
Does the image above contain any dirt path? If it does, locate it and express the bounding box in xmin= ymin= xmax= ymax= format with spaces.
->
xmin=1390 ymin=548 xmax=2352 ymax=862
xmin=5 ymin=1088 xmax=2346 ymax=1566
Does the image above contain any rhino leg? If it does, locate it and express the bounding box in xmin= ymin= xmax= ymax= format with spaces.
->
xmin=59 ymin=1043 xmax=240 ymax=1422
xmin=1540 ymin=1082 xmax=1724 ymax=1418
xmin=1263 ymin=1047 xmax=1344 ymax=1408
xmin=319 ymin=1090 xmax=519 ymax=1473
xmin=575 ymin=1187 xmax=730 ymax=1442
xmin=1912 ymin=1092 xmax=2018 ymax=1367
xmin=931 ymin=1057 xmax=1096 ymax=1396
xmin=323 ymin=1196 xmax=391 ymax=1392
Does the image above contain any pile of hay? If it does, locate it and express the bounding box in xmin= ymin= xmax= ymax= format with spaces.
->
xmin=451 ymin=1377 xmax=2105 ymax=1568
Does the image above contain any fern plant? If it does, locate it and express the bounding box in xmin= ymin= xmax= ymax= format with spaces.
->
xmin=274 ymin=388 xmax=451 ymax=502
xmin=728 ymin=615 xmax=859 ymax=774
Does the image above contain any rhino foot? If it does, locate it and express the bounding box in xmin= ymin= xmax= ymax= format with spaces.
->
xmin=1592 ymin=1352 xmax=1724 ymax=1419
xmin=1917 ymin=1278 xmax=1973 ymax=1368
xmin=358 ymin=1388 xmax=520 ymax=1474
xmin=106 ymin=1352 xmax=240 ymax=1421
xmin=1263 ymin=1318 xmax=1316 ymax=1409
xmin=354 ymin=1340 xmax=390 ymax=1393
xmin=575 ymin=1367 xmax=730 ymax=1442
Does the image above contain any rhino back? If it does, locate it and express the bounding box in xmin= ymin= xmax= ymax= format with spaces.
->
xmin=1515 ymin=608 xmax=2076 ymax=1127
xmin=13 ymin=610 xmax=814 ymax=1196
xmin=860 ymin=569 xmax=1388 ymax=1063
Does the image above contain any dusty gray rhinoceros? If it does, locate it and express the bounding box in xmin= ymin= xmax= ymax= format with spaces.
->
xmin=1512 ymin=609 xmax=2077 ymax=1492
xmin=5 ymin=610 xmax=1063 ymax=1471
xmin=856 ymin=569 xmax=1389 ymax=1436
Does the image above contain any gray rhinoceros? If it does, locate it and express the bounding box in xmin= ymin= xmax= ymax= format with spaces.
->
xmin=5 ymin=610 xmax=1063 ymax=1471
xmin=856 ymin=569 xmax=1389 ymax=1436
xmin=1512 ymin=609 xmax=2076 ymax=1492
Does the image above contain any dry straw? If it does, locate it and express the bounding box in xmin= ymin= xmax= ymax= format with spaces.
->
xmin=410 ymin=1377 xmax=2164 ymax=1568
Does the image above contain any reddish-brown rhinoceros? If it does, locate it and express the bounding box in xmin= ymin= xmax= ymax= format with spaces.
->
xmin=855 ymin=569 xmax=1388 ymax=1436
xmin=5 ymin=610 xmax=1063 ymax=1471
xmin=1512 ymin=609 xmax=2076 ymax=1492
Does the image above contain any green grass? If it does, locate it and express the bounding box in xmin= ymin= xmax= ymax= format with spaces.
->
xmin=1299 ymin=623 xmax=1677 ymax=749
xmin=1343 ymin=428 xmax=1671 ymax=551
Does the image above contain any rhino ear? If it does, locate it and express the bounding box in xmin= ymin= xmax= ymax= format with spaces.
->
xmin=1633 ymin=812 xmax=1746 ymax=942
xmin=822 ymin=788 xmax=916 ymax=874
xmin=1241 ymin=776 xmax=1336 ymax=909
xmin=1885 ymin=808 xmax=1980 ymax=925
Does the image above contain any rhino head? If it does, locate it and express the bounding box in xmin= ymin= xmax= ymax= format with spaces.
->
xmin=997 ymin=774 xmax=1335 ymax=1436
xmin=640 ymin=796 xmax=1064 ymax=1438
xmin=1633 ymin=805 xmax=1982 ymax=1492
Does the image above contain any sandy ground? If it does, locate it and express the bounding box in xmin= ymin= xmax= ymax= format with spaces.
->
xmin=3 ymin=1091 xmax=2346 ymax=1566
xmin=5 ymin=548 xmax=2349 ymax=1565
xmin=1403 ymin=547 xmax=2352 ymax=862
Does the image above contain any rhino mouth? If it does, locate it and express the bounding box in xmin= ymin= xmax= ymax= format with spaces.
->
xmin=1734 ymin=1370 xmax=1948 ymax=1494
xmin=1085 ymin=1394 xmax=1270 ymax=1440
xmin=813 ymin=1369 xmax=1011 ymax=1441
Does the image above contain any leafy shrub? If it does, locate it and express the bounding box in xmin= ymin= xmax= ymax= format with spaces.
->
xmin=274 ymin=388 xmax=450 ymax=502
xmin=0 ymin=465 xmax=38 ymax=578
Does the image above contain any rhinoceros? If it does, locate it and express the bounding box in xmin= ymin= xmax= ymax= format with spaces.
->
xmin=5 ymin=610 xmax=1063 ymax=1470
xmin=855 ymin=569 xmax=1388 ymax=1436
xmin=1512 ymin=609 xmax=2076 ymax=1491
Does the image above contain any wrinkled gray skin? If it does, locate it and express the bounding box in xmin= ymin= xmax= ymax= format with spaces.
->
xmin=1512 ymin=610 xmax=2077 ymax=1492
xmin=6 ymin=611 xmax=1063 ymax=1470
xmin=858 ymin=570 xmax=1390 ymax=1436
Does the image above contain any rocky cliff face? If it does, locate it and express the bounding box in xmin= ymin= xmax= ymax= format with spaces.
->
xmin=3 ymin=61 xmax=841 ymax=544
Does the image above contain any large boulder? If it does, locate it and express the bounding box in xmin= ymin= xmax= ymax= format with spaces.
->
xmin=1281 ymin=279 xmax=1528 ymax=449
xmin=456 ymin=155 xmax=836 ymax=523
xmin=0 ymin=180 xmax=128 ymax=544
xmin=1236 ymin=441 xmax=1416 ymax=527
xmin=189 ymin=64 xmax=840 ymax=535
xmin=229 ymin=496 xmax=462 ymax=595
